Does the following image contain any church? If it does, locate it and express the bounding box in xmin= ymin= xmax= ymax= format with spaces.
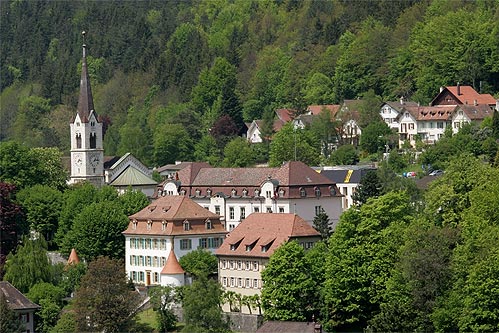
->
xmin=68 ymin=32 xmax=157 ymax=196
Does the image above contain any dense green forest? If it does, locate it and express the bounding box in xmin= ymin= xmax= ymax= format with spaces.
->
xmin=1 ymin=0 xmax=499 ymax=166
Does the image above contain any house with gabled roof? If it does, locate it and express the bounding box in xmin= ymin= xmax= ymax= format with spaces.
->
xmin=431 ymin=83 xmax=497 ymax=108
xmin=451 ymin=103 xmax=495 ymax=132
xmin=380 ymin=98 xmax=419 ymax=131
xmin=246 ymin=108 xmax=297 ymax=143
xmin=0 ymin=281 xmax=40 ymax=333
xmin=215 ymin=213 xmax=321 ymax=314
xmin=157 ymin=161 xmax=343 ymax=232
xmin=123 ymin=195 xmax=227 ymax=286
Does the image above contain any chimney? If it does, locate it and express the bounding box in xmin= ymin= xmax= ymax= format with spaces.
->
xmin=457 ymin=82 xmax=461 ymax=96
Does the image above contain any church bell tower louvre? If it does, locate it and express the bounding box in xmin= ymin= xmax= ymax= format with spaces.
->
xmin=69 ymin=31 xmax=104 ymax=187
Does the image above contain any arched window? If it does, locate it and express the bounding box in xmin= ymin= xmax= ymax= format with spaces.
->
xmin=89 ymin=133 xmax=96 ymax=148
xmin=299 ymin=187 xmax=306 ymax=197
xmin=183 ymin=220 xmax=190 ymax=231
xmin=231 ymin=189 xmax=237 ymax=197
xmin=205 ymin=219 xmax=212 ymax=230
xmin=76 ymin=133 xmax=82 ymax=149
xmin=329 ymin=186 xmax=337 ymax=196
xmin=242 ymin=188 xmax=248 ymax=197
xmin=206 ymin=188 xmax=212 ymax=197
xmin=314 ymin=187 xmax=321 ymax=197
xmin=195 ymin=189 xmax=201 ymax=196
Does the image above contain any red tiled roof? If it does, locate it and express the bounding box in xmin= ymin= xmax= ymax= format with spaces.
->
xmin=458 ymin=104 xmax=494 ymax=120
xmin=123 ymin=196 xmax=226 ymax=236
xmin=215 ymin=213 xmax=320 ymax=258
xmin=307 ymin=104 xmax=341 ymax=116
xmin=161 ymin=250 xmax=185 ymax=275
xmin=445 ymin=86 xmax=496 ymax=105
xmin=275 ymin=108 xmax=295 ymax=122
xmin=404 ymin=105 xmax=457 ymax=121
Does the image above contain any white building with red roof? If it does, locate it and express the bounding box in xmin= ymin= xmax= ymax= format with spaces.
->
xmin=123 ymin=195 xmax=227 ymax=286
xmin=215 ymin=213 xmax=321 ymax=314
xmin=157 ymin=161 xmax=343 ymax=232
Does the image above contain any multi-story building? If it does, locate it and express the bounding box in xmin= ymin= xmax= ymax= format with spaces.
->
xmin=157 ymin=161 xmax=343 ymax=231
xmin=123 ymin=195 xmax=227 ymax=286
xmin=215 ymin=213 xmax=321 ymax=314
xmin=0 ymin=281 xmax=40 ymax=333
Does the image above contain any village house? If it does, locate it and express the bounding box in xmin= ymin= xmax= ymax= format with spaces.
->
xmin=123 ymin=195 xmax=227 ymax=287
xmin=157 ymin=161 xmax=343 ymax=232
xmin=0 ymin=281 xmax=40 ymax=333
xmin=215 ymin=213 xmax=321 ymax=314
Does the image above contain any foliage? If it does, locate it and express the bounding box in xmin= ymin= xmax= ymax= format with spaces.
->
xmin=261 ymin=241 xmax=316 ymax=321
xmin=323 ymin=192 xmax=414 ymax=332
xmin=328 ymin=144 xmax=358 ymax=165
xmin=359 ymin=121 xmax=393 ymax=154
xmin=351 ymin=169 xmax=382 ymax=206
xmin=118 ymin=188 xmax=150 ymax=216
xmin=148 ymin=286 xmax=178 ymax=332
xmin=16 ymin=185 xmax=62 ymax=243
xmin=0 ymin=182 xmax=25 ymax=278
xmin=59 ymin=262 xmax=87 ymax=297
xmin=27 ymin=282 xmax=65 ymax=306
xmin=4 ymin=236 xmax=52 ymax=293
xmin=222 ymin=137 xmax=255 ymax=167
xmin=269 ymin=123 xmax=321 ymax=167
xmin=50 ymin=310 xmax=76 ymax=333
xmin=74 ymin=256 xmax=140 ymax=333
xmin=61 ymin=201 xmax=129 ymax=261
xmin=153 ymin=123 xmax=194 ymax=166
xmin=178 ymin=248 xmax=218 ymax=278
xmin=181 ymin=275 xmax=230 ymax=333
xmin=0 ymin=292 xmax=24 ymax=333
xmin=312 ymin=211 xmax=332 ymax=240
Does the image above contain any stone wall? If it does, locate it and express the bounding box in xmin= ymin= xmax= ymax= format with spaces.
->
xmin=225 ymin=312 xmax=264 ymax=333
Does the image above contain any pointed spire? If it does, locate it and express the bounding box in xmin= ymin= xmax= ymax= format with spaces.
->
xmin=67 ymin=248 xmax=80 ymax=266
xmin=76 ymin=31 xmax=95 ymax=122
xmin=161 ymin=249 xmax=185 ymax=275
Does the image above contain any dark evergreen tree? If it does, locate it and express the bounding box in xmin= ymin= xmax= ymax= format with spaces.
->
xmin=351 ymin=170 xmax=382 ymax=206
xmin=313 ymin=211 xmax=332 ymax=240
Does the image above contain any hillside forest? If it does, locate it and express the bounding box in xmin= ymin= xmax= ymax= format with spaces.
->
xmin=1 ymin=0 xmax=499 ymax=167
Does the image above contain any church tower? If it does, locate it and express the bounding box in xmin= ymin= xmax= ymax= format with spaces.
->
xmin=69 ymin=32 xmax=104 ymax=187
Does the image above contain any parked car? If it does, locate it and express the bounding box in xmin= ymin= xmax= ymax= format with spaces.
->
xmin=404 ymin=171 xmax=417 ymax=178
xmin=429 ymin=169 xmax=444 ymax=176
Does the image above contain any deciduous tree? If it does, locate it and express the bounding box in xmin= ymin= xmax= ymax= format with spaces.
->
xmin=178 ymin=248 xmax=218 ymax=278
xmin=149 ymin=285 xmax=178 ymax=332
xmin=74 ymin=256 xmax=140 ymax=333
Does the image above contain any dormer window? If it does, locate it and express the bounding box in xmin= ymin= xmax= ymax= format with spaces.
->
xmin=315 ymin=187 xmax=321 ymax=197
xmin=132 ymin=220 xmax=137 ymax=230
xmin=195 ymin=189 xmax=201 ymax=196
xmin=231 ymin=189 xmax=237 ymax=196
xmin=279 ymin=189 xmax=285 ymax=197
xmin=183 ymin=220 xmax=190 ymax=231
xmin=254 ymin=189 xmax=260 ymax=197
xmin=179 ymin=189 xmax=186 ymax=195
xmin=161 ymin=220 xmax=167 ymax=231
xmin=205 ymin=219 xmax=212 ymax=230
xmin=207 ymin=188 xmax=212 ymax=196
xmin=329 ymin=186 xmax=337 ymax=196
xmin=147 ymin=220 xmax=152 ymax=230
xmin=242 ymin=188 xmax=248 ymax=197
xmin=300 ymin=187 xmax=306 ymax=197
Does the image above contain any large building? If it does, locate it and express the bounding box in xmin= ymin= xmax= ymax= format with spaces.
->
xmin=157 ymin=161 xmax=343 ymax=231
xmin=123 ymin=195 xmax=227 ymax=286
xmin=215 ymin=213 xmax=321 ymax=314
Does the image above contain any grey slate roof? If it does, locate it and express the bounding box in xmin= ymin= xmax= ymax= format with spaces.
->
xmin=0 ymin=281 xmax=40 ymax=311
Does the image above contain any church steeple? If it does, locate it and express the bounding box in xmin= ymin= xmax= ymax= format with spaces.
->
xmin=76 ymin=31 xmax=95 ymax=123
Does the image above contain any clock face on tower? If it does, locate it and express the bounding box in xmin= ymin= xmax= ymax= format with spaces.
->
xmin=74 ymin=153 xmax=83 ymax=166
xmin=89 ymin=153 xmax=100 ymax=167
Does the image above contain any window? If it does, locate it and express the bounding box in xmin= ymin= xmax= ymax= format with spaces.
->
xmin=205 ymin=219 xmax=212 ymax=230
xmin=161 ymin=257 xmax=166 ymax=266
xmin=180 ymin=239 xmax=192 ymax=250
xmin=139 ymin=271 xmax=144 ymax=282
xmin=266 ymin=207 xmax=272 ymax=213
xmin=229 ymin=224 xmax=236 ymax=231
xmin=238 ymin=278 xmax=242 ymax=288
xmin=153 ymin=256 xmax=158 ymax=267
xmin=242 ymin=188 xmax=248 ymax=196
xmin=315 ymin=205 xmax=323 ymax=215
xmin=146 ymin=256 xmax=151 ymax=266
xmin=146 ymin=239 xmax=152 ymax=249
xmin=240 ymin=207 xmax=246 ymax=219
xmin=253 ymin=279 xmax=259 ymax=288
xmin=129 ymin=256 xmax=134 ymax=266
xmin=130 ymin=238 xmax=135 ymax=249
xmin=254 ymin=207 xmax=259 ymax=213
xmin=199 ymin=238 xmax=208 ymax=249
xmin=183 ymin=220 xmax=190 ymax=231
xmin=314 ymin=187 xmax=321 ymax=197
xmin=222 ymin=260 xmax=227 ymax=269
xmin=161 ymin=221 xmax=167 ymax=231
xmin=160 ymin=239 xmax=166 ymax=250
xmin=266 ymin=190 xmax=272 ymax=198
xmin=195 ymin=189 xmax=201 ymax=196
xmin=222 ymin=277 xmax=227 ymax=287
xmin=153 ymin=272 xmax=159 ymax=283
xmin=279 ymin=189 xmax=285 ymax=197
xmin=230 ymin=277 xmax=235 ymax=287
xmin=153 ymin=239 xmax=158 ymax=249
xmin=230 ymin=260 xmax=235 ymax=269
xmin=90 ymin=132 xmax=96 ymax=148
xmin=140 ymin=238 xmax=145 ymax=249
xmin=300 ymin=187 xmax=306 ymax=197
xmin=254 ymin=189 xmax=260 ymax=196
xmin=253 ymin=261 xmax=259 ymax=271
xmin=245 ymin=261 xmax=251 ymax=270
xmin=229 ymin=207 xmax=235 ymax=219
xmin=246 ymin=278 xmax=250 ymax=288
xmin=237 ymin=260 xmax=242 ymax=270
xmin=231 ymin=189 xmax=237 ymax=196
xmin=208 ymin=237 xmax=222 ymax=248
xmin=132 ymin=271 xmax=137 ymax=282
xmin=437 ymin=122 xmax=444 ymax=129
xmin=76 ymin=133 xmax=82 ymax=148
xmin=215 ymin=205 xmax=220 ymax=215
xmin=139 ymin=256 xmax=144 ymax=266
xmin=409 ymin=123 xmax=414 ymax=130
